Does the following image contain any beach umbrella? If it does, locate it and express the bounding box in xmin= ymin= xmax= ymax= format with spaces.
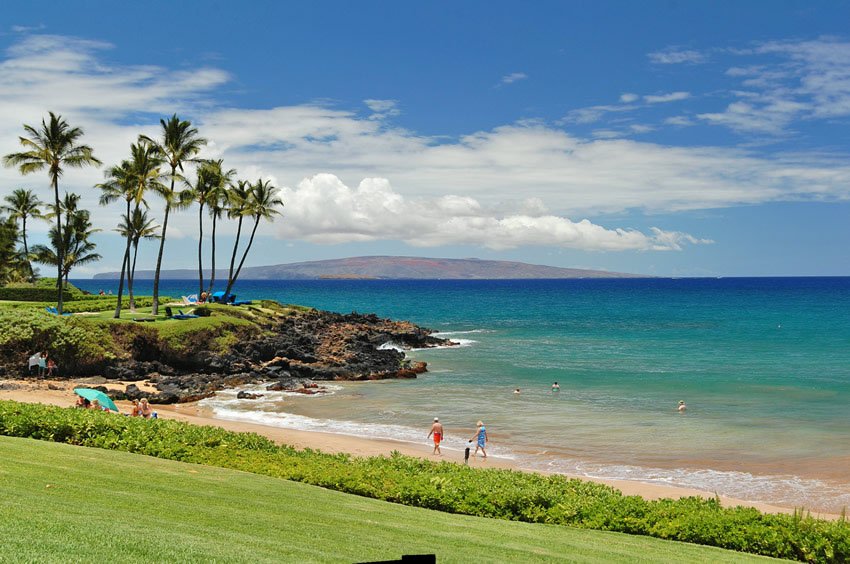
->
xmin=73 ymin=388 xmax=119 ymax=413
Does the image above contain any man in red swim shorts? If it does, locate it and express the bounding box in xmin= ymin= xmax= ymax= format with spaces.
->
xmin=428 ymin=417 xmax=444 ymax=455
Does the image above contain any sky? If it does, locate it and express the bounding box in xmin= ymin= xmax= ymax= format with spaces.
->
xmin=1 ymin=0 xmax=850 ymax=277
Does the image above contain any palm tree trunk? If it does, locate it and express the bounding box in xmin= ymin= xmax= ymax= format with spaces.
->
xmin=128 ymin=247 xmax=136 ymax=312
xmin=207 ymin=214 xmax=218 ymax=296
xmin=52 ymin=176 xmax=64 ymax=314
xmin=113 ymin=201 xmax=132 ymax=319
xmin=129 ymin=241 xmax=141 ymax=311
xmin=113 ymin=250 xmax=130 ymax=318
xmin=227 ymin=216 xmax=244 ymax=291
xmin=224 ymin=217 xmax=258 ymax=299
xmin=197 ymin=202 xmax=205 ymax=296
xmin=151 ymin=169 xmax=176 ymax=315
xmin=22 ymin=216 xmax=34 ymax=282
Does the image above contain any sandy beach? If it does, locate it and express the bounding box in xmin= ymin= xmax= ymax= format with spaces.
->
xmin=0 ymin=377 xmax=837 ymax=520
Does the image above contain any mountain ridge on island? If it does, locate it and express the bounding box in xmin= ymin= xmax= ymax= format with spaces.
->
xmin=92 ymin=256 xmax=647 ymax=280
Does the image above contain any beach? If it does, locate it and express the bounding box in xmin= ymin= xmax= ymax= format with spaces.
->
xmin=1 ymin=376 xmax=834 ymax=519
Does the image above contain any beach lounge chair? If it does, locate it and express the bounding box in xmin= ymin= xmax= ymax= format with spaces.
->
xmin=45 ymin=306 xmax=71 ymax=316
xmin=165 ymin=306 xmax=199 ymax=320
xmin=181 ymin=294 xmax=198 ymax=305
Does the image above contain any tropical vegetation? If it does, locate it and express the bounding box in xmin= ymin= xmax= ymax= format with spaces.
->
xmin=2 ymin=188 xmax=43 ymax=281
xmin=0 ymin=401 xmax=846 ymax=563
xmin=2 ymin=436 xmax=772 ymax=563
xmin=2 ymin=112 xmax=101 ymax=313
xmin=2 ymin=111 xmax=284 ymax=314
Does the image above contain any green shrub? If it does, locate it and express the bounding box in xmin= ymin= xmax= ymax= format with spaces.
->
xmin=0 ymin=286 xmax=72 ymax=302
xmin=0 ymin=311 xmax=118 ymax=372
xmin=0 ymin=400 xmax=847 ymax=563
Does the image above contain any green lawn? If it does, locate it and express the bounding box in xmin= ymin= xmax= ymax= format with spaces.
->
xmin=0 ymin=437 xmax=778 ymax=563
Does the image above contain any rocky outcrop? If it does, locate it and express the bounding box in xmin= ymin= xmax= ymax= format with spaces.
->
xmin=3 ymin=307 xmax=454 ymax=404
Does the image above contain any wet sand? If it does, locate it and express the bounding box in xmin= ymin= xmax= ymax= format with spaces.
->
xmin=0 ymin=377 xmax=838 ymax=519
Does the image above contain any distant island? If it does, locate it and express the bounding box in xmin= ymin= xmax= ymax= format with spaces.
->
xmin=93 ymin=256 xmax=646 ymax=280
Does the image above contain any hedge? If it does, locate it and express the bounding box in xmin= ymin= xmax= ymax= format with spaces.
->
xmin=0 ymin=286 xmax=72 ymax=302
xmin=0 ymin=400 xmax=847 ymax=563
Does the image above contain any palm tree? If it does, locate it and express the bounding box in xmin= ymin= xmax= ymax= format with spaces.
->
xmin=225 ymin=179 xmax=251 ymax=294
xmin=223 ymin=179 xmax=283 ymax=299
xmin=1 ymin=188 xmax=43 ymax=281
xmin=117 ymin=208 xmax=160 ymax=309
xmin=0 ymin=216 xmax=27 ymax=285
xmin=32 ymin=196 xmax=101 ymax=286
xmin=207 ymin=177 xmax=232 ymax=297
xmin=139 ymin=115 xmax=206 ymax=315
xmin=2 ymin=112 xmax=100 ymax=313
xmin=186 ymin=159 xmax=235 ymax=296
xmin=98 ymin=142 xmax=165 ymax=317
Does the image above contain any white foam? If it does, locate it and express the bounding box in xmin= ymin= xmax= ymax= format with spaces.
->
xmin=433 ymin=329 xmax=492 ymax=336
xmin=200 ymin=390 xmax=513 ymax=458
xmin=412 ymin=338 xmax=476 ymax=350
xmin=522 ymin=457 xmax=850 ymax=511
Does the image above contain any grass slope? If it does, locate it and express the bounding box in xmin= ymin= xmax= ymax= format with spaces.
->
xmin=0 ymin=437 xmax=776 ymax=563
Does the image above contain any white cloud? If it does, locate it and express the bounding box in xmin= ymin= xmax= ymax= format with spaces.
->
xmin=619 ymin=93 xmax=639 ymax=103
xmin=694 ymin=38 xmax=850 ymax=134
xmin=644 ymin=91 xmax=690 ymax=104
xmin=364 ymin=99 xmax=401 ymax=120
xmin=564 ymin=103 xmax=635 ymax=124
xmin=629 ymin=124 xmax=653 ymax=134
xmin=11 ymin=24 xmax=46 ymax=33
xmin=277 ymin=174 xmax=708 ymax=251
xmin=648 ymin=48 xmax=707 ymax=65
xmin=3 ymin=33 xmax=850 ymax=257
xmin=500 ymin=72 xmax=528 ymax=85
xmin=664 ymin=116 xmax=695 ymax=126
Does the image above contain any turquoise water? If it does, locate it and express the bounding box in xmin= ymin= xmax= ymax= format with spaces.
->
xmin=75 ymin=277 xmax=850 ymax=511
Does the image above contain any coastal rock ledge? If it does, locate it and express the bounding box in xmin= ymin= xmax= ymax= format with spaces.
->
xmin=0 ymin=304 xmax=455 ymax=404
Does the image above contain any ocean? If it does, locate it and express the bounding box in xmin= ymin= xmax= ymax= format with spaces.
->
xmin=73 ymin=277 xmax=850 ymax=512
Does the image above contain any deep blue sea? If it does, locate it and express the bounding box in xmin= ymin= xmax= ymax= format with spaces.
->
xmin=73 ymin=277 xmax=850 ymax=511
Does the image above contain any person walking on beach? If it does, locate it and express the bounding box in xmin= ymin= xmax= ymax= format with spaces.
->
xmin=470 ymin=420 xmax=488 ymax=459
xmin=428 ymin=417 xmax=444 ymax=455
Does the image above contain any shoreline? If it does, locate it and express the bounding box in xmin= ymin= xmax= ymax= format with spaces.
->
xmin=0 ymin=377 xmax=839 ymax=520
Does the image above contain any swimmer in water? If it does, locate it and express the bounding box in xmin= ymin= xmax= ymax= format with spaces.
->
xmin=552 ymin=382 xmax=560 ymax=392
xmin=678 ymin=400 xmax=687 ymax=412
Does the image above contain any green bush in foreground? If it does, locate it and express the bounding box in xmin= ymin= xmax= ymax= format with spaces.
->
xmin=0 ymin=310 xmax=117 ymax=370
xmin=0 ymin=400 xmax=847 ymax=562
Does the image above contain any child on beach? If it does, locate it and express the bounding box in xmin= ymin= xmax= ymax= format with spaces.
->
xmin=464 ymin=440 xmax=472 ymax=465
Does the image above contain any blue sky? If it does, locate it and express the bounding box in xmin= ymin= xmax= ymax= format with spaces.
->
xmin=1 ymin=1 xmax=850 ymax=277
